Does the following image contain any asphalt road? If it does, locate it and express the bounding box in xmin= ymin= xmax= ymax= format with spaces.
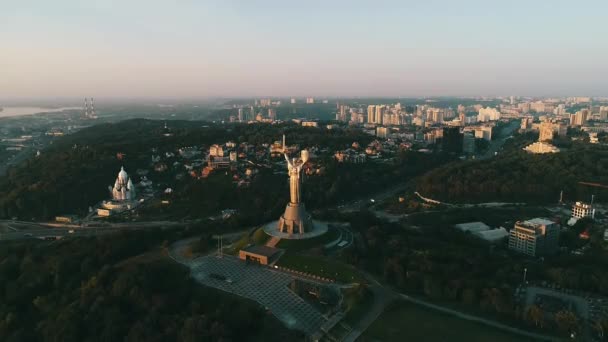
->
xmin=479 ymin=120 xmax=520 ymax=160
xmin=0 ymin=219 xmax=182 ymax=241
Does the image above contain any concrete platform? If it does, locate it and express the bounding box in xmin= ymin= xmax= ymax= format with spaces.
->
xmin=263 ymin=220 xmax=328 ymax=240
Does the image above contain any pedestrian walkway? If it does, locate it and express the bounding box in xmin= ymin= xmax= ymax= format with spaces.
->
xmin=266 ymin=236 xmax=281 ymax=247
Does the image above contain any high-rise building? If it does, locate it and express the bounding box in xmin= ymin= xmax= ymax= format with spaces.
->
xmin=530 ymin=101 xmax=546 ymax=113
xmin=442 ymin=127 xmax=463 ymax=153
xmin=600 ymin=106 xmax=608 ymax=121
xmin=338 ymin=105 xmax=349 ymax=122
xmin=474 ymin=125 xmax=493 ymax=141
xmin=375 ymin=105 xmax=385 ymax=125
xmin=520 ymin=117 xmax=533 ymax=131
xmin=570 ymin=110 xmax=589 ymax=126
xmin=462 ymin=131 xmax=476 ymax=154
xmin=291 ymin=98 xmax=297 ymax=104
xmin=553 ymin=104 xmax=566 ymax=116
xmin=539 ymin=122 xmax=555 ymax=142
xmin=376 ymin=126 xmax=388 ymax=138
xmin=268 ymin=108 xmax=276 ymax=121
xmin=382 ymin=113 xmax=391 ymax=125
xmin=238 ymin=108 xmax=244 ymax=122
xmin=508 ymin=218 xmax=559 ymax=257
xmin=367 ymin=105 xmax=376 ymax=123
xmin=306 ymin=97 xmax=315 ymax=104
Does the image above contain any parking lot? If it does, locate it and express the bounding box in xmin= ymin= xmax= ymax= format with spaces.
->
xmin=189 ymin=255 xmax=328 ymax=335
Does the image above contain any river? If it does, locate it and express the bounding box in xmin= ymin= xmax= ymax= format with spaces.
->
xmin=0 ymin=106 xmax=80 ymax=118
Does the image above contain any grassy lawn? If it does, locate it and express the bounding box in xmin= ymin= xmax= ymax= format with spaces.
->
xmin=276 ymin=226 xmax=340 ymax=251
xmin=252 ymin=227 xmax=270 ymax=245
xmin=404 ymin=205 xmax=552 ymax=228
xmin=227 ymin=232 xmax=251 ymax=255
xmin=276 ymin=253 xmax=362 ymax=283
xmin=360 ymin=301 xmax=533 ymax=342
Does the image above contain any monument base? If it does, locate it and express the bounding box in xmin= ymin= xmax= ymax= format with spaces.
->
xmin=263 ymin=220 xmax=328 ymax=240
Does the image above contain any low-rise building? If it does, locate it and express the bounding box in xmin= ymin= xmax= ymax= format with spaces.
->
xmin=475 ymin=227 xmax=509 ymax=242
xmin=239 ymin=245 xmax=281 ymax=265
xmin=455 ymin=222 xmax=508 ymax=243
xmin=523 ymin=141 xmax=560 ymax=154
xmin=455 ymin=222 xmax=491 ymax=233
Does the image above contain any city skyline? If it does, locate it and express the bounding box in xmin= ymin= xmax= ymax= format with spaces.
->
xmin=2 ymin=0 xmax=608 ymax=99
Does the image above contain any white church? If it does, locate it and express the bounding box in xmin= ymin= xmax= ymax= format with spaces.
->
xmin=97 ymin=166 xmax=137 ymax=217
xmin=109 ymin=166 xmax=136 ymax=201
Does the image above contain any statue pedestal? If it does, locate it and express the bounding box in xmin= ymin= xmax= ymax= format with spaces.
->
xmin=263 ymin=219 xmax=328 ymax=240
xmin=278 ymin=202 xmax=313 ymax=235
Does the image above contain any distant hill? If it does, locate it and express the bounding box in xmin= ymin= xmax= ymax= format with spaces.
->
xmin=415 ymin=139 xmax=608 ymax=204
xmin=0 ymin=119 xmax=377 ymax=220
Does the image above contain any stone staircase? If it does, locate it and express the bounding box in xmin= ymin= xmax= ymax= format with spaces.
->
xmin=265 ymin=236 xmax=281 ymax=247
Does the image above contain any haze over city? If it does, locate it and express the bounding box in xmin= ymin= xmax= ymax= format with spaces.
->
xmin=2 ymin=0 xmax=608 ymax=99
xmin=3 ymin=2 xmax=608 ymax=342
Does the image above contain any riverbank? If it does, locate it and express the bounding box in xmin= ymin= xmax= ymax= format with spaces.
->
xmin=0 ymin=106 xmax=79 ymax=118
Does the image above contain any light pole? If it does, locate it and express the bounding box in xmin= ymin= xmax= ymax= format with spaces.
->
xmin=523 ymin=268 xmax=528 ymax=284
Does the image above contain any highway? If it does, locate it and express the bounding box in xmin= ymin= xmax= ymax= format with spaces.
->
xmin=479 ymin=120 xmax=520 ymax=160
xmin=0 ymin=219 xmax=183 ymax=241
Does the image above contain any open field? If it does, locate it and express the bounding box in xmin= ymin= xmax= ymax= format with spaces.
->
xmin=360 ymin=301 xmax=535 ymax=342
xmin=276 ymin=253 xmax=362 ymax=284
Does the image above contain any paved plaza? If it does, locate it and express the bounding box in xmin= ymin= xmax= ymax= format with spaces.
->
xmin=189 ymin=255 xmax=327 ymax=335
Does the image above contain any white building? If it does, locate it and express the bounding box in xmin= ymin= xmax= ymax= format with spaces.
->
xmin=110 ymin=167 xmax=136 ymax=201
xmin=572 ymin=201 xmax=594 ymax=220
xmin=477 ymin=107 xmax=501 ymax=122
xmin=455 ymin=222 xmax=491 ymax=233
xmin=475 ymin=227 xmax=509 ymax=242
xmin=474 ymin=126 xmax=493 ymax=141
xmin=454 ymin=222 xmax=507 ymax=243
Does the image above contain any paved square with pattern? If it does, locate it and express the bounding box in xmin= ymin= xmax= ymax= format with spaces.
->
xmin=189 ymin=255 xmax=327 ymax=335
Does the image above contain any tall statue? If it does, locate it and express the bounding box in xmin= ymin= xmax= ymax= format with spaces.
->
xmin=284 ymin=153 xmax=302 ymax=204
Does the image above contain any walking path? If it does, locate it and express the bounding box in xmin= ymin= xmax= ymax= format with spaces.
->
xmin=397 ymin=293 xmax=558 ymax=341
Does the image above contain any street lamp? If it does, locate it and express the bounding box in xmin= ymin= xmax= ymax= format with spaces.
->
xmin=523 ymin=268 xmax=528 ymax=284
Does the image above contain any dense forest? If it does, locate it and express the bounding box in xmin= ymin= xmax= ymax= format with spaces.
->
xmin=152 ymin=149 xmax=452 ymax=225
xmin=0 ymin=119 xmax=370 ymax=219
xmin=0 ymin=119 xmax=449 ymax=221
xmin=341 ymin=210 xmax=608 ymax=336
xmin=416 ymin=136 xmax=608 ymax=204
xmin=0 ymin=228 xmax=300 ymax=342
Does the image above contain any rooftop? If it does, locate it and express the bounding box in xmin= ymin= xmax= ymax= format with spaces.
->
xmin=454 ymin=222 xmax=491 ymax=233
xmin=526 ymin=218 xmax=555 ymax=226
xmin=474 ymin=227 xmax=509 ymax=241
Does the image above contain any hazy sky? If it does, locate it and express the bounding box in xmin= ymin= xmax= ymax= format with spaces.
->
xmin=2 ymin=0 xmax=607 ymax=98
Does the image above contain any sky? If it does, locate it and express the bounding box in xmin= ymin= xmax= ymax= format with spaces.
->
xmin=1 ymin=0 xmax=608 ymax=99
